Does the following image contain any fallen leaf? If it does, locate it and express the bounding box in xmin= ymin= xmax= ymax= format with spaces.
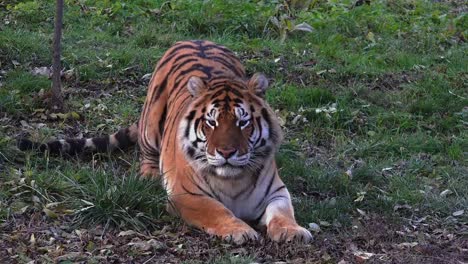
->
xmin=56 ymin=252 xmax=85 ymax=261
xmin=321 ymin=253 xmax=331 ymax=261
xmin=141 ymin=73 xmax=152 ymax=81
xmin=397 ymin=242 xmax=418 ymax=249
xmin=366 ymin=31 xmax=376 ymax=43
xmin=20 ymin=120 xmax=31 ymax=128
xmin=43 ymin=208 xmax=58 ymax=219
xmin=308 ymin=223 xmax=321 ymax=233
xmin=31 ymin=66 xmax=52 ymax=77
xmin=353 ymin=250 xmax=374 ymax=261
xmin=292 ymin=114 xmax=303 ymax=125
xmin=30 ymin=234 xmax=36 ymax=245
xmin=394 ymin=204 xmax=412 ymax=211
xmin=453 ymin=210 xmax=464 ymax=217
xmin=128 ymin=239 xmax=165 ymax=251
xmin=439 ymin=189 xmax=453 ymax=197
xmin=293 ymin=22 xmax=314 ymax=32
xmin=357 ymin=208 xmax=366 ymax=216
xmin=118 ymin=230 xmax=138 ymax=237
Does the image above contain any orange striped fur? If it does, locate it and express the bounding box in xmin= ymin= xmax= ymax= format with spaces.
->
xmin=18 ymin=40 xmax=312 ymax=244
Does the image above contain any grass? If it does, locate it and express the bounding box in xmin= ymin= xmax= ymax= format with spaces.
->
xmin=0 ymin=0 xmax=467 ymax=262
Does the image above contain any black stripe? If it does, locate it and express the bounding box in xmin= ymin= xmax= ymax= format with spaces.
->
xmin=170 ymin=78 xmax=190 ymax=105
xmin=263 ymin=172 xmax=276 ymax=198
xmin=254 ymin=146 xmax=272 ymax=158
xmin=115 ymin=128 xmax=133 ymax=149
xmin=163 ymin=98 xmax=191 ymax=152
xmin=155 ymin=57 xmax=199 ymax=103
xmin=187 ymin=173 xmax=214 ymax=198
xmin=265 ymin=195 xmax=289 ymax=206
xmin=180 ymin=64 xmax=213 ymax=79
xmin=65 ymin=138 xmax=86 ymax=154
xmin=184 ymin=110 xmax=196 ymax=137
xmin=47 ymin=141 xmax=62 ymax=153
xmin=203 ymin=44 xmax=237 ymax=57
xmin=229 ymin=87 xmax=244 ymax=98
xmin=268 ymin=185 xmax=286 ymax=196
xmin=159 ymin=105 xmax=167 ymax=137
xmin=186 ymin=147 xmax=195 ymax=158
xmin=203 ymin=174 xmax=222 ymax=201
xmin=210 ymin=89 xmax=225 ymax=99
xmin=254 ymin=164 xmax=265 ymax=182
xmin=167 ymin=58 xmax=199 ymax=77
xmin=211 ymin=99 xmax=222 ymax=105
xmin=255 ymin=171 xmax=276 ymax=210
xmin=17 ymin=138 xmax=40 ymax=151
xmin=181 ymin=184 xmax=204 ymax=196
xmin=231 ymin=184 xmax=254 ymax=200
xmin=207 ymin=50 xmax=239 ymax=67
xmin=212 ymin=57 xmax=243 ymax=76
xmin=162 ymin=44 xmax=198 ymax=61
xmin=193 ymin=118 xmax=201 ymax=137
xmin=151 ymin=77 xmax=167 ymax=103
xmin=253 ymin=117 xmax=263 ymax=146
xmin=158 ymin=52 xmax=196 ymax=70
xmin=92 ymin=137 xmax=110 ymax=152
xmin=261 ymin=108 xmax=273 ymax=137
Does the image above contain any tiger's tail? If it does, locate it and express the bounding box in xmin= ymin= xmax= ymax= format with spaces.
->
xmin=17 ymin=123 xmax=139 ymax=156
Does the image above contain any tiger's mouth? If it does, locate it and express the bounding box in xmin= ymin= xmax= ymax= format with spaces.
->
xmin=205 ymin=152 xmax=251 ymax=177
xmin=206 ymin=152 xmax=250 ymax=167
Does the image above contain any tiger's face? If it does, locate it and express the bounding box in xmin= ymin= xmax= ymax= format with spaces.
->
xmin=179 ymin=74 xmax=282 ymax=178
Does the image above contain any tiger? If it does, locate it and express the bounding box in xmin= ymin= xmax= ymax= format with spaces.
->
xmin=18 ymin=40 xmax=312 ymax=244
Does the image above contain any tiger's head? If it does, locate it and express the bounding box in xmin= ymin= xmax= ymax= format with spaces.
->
xmin=179 ymin=73 xmax=282 ymax=178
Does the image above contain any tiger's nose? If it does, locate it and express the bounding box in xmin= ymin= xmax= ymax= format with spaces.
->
xmin=216 ymin=147 xmax=237 ymax=159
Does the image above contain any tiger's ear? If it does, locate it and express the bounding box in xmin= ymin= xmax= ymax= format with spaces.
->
xmin=248 ymin=73 xmax=269 ymax=98
xmin=187 ymin=76 xmax=206 ymax=97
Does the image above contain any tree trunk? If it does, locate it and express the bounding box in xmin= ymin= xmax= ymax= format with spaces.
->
xmin=50 ymin=0 xmax=64 ymax=112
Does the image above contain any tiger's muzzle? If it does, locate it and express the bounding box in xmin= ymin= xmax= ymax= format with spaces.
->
xmin=206 ymin=149 xmax=251 ymax=167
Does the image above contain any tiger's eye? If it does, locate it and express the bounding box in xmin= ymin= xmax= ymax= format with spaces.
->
xmin=206 ymin=120 xmax=216 ymax=127
xmin=238 ymin=120 xmax=249 ymax=127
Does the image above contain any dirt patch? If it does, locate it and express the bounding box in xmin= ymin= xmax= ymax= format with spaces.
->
xmin=1 ymin=212 xmax=466 ymax=263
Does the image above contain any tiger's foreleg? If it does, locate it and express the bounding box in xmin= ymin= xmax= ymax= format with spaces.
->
xmin=138 ymin=129 xmax=161 ymax=178
xmin=261 ymin=193 xmax=313 ymax=243
xmin=139 ymin=151 xmax=161 ymax=178
xmin=169 ymin=194 xmax=259 ymax=244
xmin=138 ymin=103 xmax=165 ymax=179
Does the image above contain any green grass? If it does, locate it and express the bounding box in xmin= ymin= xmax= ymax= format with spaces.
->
xmin=0 ymin=0 xmax=467 ymax=261
xmin=0 ymin=152 xmax=167 ymax=231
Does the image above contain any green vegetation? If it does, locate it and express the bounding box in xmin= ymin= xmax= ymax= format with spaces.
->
xmin=0 ymin=0 xmax=466 ymax=262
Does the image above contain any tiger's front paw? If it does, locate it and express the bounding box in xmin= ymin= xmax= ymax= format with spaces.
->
xmin=267 ymin=218 xmax=313 ymax=243
xmin=207 ymin=222 xmax=259 ymax=245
